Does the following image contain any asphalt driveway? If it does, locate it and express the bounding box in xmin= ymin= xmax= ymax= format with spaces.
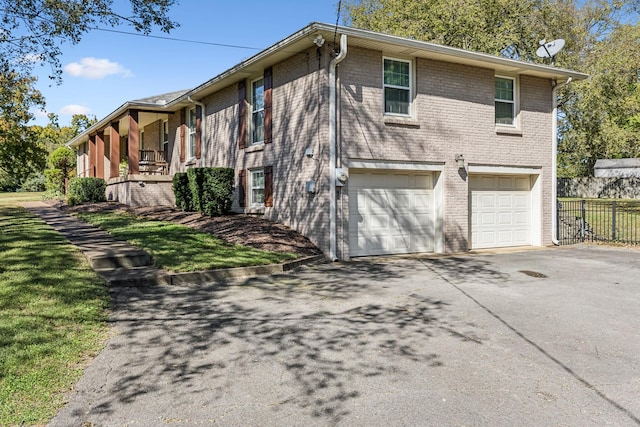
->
xmin=50 ymin=245 xmax=640 ymax=426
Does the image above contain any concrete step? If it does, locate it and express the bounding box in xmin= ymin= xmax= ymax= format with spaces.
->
xmin=86 ymin=249 xmax=153 ymax=270
xmin=96 ymin=266 xmax=171 ymax=288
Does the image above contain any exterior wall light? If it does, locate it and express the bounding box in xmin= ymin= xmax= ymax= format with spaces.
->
xmin=455 ymin=154 xmax=465 ymax=169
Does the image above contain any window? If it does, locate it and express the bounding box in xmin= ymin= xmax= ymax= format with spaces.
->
xmin=139 ymin=129 xmax=145 ymax=150
xmin=251 ymin=78 xmax=265 ymax=144
xmin=162 ymin=120 xmax=169 ymax=160
xmin=383 ymin=58 xmax=412 ymax=115
xmin=495 ymin=76 xmax=516 ymax=126
xmin=188 ymin=107 xmax=197 ymax=159
xmin=250 ymin=169 xmax=265 ymax=206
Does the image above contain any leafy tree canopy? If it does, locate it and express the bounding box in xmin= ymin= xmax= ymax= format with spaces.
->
xmin=0 ymin=0 xmax=178 ymax=83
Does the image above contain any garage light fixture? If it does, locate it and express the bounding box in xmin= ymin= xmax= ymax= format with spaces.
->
xmin=455 ymin=154 xmax=465 ymax=169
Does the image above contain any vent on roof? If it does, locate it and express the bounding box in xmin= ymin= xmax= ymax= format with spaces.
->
xmin=156 ymin=99 xmax=166 ymax=105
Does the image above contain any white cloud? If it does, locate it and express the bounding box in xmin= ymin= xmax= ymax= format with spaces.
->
xmin=19 ymin=53 xmax=45 ymax=64
xmin=59 ymin=104 xmax=92 ymax=115
xmin=34 ymin=109 xmax=49 ymax=119
xmin=64 ymin=57 xmax=132 ymax=79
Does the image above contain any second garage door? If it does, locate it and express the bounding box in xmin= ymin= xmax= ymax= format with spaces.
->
xmin=470 ymin=174 xmax=532 ymax=249
xmin=349 ymin=170 xmax=435 ymax=257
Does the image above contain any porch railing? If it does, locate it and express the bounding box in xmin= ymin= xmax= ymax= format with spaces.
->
xmin=138 ymin=150 xmax=168 ymax=175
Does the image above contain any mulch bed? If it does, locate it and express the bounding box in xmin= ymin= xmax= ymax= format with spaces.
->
xmin=61 ymin=202 xmax=323 ymax=257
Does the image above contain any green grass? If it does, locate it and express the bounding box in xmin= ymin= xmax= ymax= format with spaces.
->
xmin=0 ymin=191 xmax=45 ymax=205
xmin=74 ymin=211 xmax=297 ymax=272
xmin=0 ymin=206 xmax=109 ymax=426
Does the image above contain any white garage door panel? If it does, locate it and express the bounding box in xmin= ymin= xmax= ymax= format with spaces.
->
xmin=349 ymin=171 xmax=435 ymax=256
xmin=471 ymin=175 xmax=532 ymax=249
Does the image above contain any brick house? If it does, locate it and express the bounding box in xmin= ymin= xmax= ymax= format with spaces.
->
xmin=67 ymin=23 xmax=587 ymax=260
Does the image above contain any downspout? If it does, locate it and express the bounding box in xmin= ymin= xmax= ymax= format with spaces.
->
xmin=329 ymin=34 xmax=347 ymax=261
xmin=187 ymin=96 xmax=206 ymax=165
xmin=551 ymin=77 xmax=572 ymax=245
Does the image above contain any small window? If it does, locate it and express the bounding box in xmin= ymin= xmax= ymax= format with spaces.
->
xmin=383 ymin=58 xmax=412 ymax=115
xmin=495 ymin=76 xmax=516 ymax=126
xmin=139 ymin=130 xmax=144 ymax=150
xmin=251 ymin=78 xmax=265 ymax=144
xmin=188 ymin=107 xmax=197 ymax=159
xmin=250 ymin=169 xmax=265 ymax=206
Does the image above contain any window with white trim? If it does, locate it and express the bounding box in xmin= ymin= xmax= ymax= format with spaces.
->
xmin=495 ymin=76 xmax=516 ymax=126
xmin=250 ymin=168 xmax=265 ymax=206
xmin=383 ymin=57 xmax=412 ymax=115
xmin=251 ymin=78 xmax=265 ymax=144
xmin=188 ymin=107 xmax=196 ymax=159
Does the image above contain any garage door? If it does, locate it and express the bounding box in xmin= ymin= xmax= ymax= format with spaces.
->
xmin=470 ymin=175 xmax=531 ymax=249
xmin=349 ymin=171 xmax=435 ymax=256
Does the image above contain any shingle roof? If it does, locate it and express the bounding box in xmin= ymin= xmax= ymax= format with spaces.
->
xmin=133 ymin=89 xmax=190 ymax=105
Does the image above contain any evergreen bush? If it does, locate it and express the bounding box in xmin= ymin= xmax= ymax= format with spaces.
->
xmin=66 ymin=177 xmax=106 ymax=206
xmin=172 ymin=172 xmax=193 ymax=211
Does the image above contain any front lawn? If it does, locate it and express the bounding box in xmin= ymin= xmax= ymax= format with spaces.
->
xmin=74 ymin=210 xmax=297 ymax=272
xmin=0 ymin=191 xmax=45 ymax=204
xmin=0 ymin=206 xmax=109 ymax=426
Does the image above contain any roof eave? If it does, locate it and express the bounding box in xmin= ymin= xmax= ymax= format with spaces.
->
xmin=66 ymin=101 xmax=172 ymax=148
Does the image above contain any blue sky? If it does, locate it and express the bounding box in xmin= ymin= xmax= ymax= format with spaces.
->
xmin=31 ymin=1 xmax=341 ymax=126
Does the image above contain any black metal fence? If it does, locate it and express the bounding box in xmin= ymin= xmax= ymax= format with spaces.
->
xmin=557 ymin=200 xmax=640 ymax=245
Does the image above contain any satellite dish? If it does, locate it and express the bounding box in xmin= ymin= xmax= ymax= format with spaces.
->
xmin=536 ymin=39 xmax=565 ymax=65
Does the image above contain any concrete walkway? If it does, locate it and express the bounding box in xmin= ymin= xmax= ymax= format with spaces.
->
xmin=21 ymin=201 xmax=167 ymax=287
xmin=20 ymin=202 xmax=325 ymax=287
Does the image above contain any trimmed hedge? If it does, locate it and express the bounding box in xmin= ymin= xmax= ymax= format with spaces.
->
xmin=173 ymin=172 xmax=193 ymax=211
xmin=66 ymin=177 xmax=106 ymax=206
xmin=173 ymin=168 xmax=233 ymax=216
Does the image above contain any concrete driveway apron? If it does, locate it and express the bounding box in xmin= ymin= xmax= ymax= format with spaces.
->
xmin=49 ymin=246 xmax=640 ymax=426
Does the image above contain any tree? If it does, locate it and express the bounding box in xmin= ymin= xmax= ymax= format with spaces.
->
xmin=559 ymin=23 xmax=640 ymax=176
xmin=33 ymin=113 xmax=97 ymax=154
xmin=0 ymin=0 xmax=177 ymax=190
xmin=45 ymin=146 xmax=76 ymax=194
xmin=0 ymin=70 xmax=46 ymax=190
xmin=0 ymin=0 xmax=178 ymax=83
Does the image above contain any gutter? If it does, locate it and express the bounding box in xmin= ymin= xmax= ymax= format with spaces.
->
xmin=187 ymin=96 xmax=206 ymax=165
xmin=329 ymin=34 xmax=347 ymax=261
xmin=551 ymin=77 xmax=572 ymax=245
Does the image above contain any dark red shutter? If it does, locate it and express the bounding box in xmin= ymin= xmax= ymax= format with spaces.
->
xmin=195 ymin=105 xmax=202 ymax=159
xmin=264 ymin=165 xmax=273 ymax=207
xmin=239 ymin=169 xmax=247 ymax=208
xmin=238 ymin=81 xmax=247 ymax=149
xmin=179 ymin=109 xmax=186 ymax=162
xmin=264 ymin=67 xmax=273 ymax=144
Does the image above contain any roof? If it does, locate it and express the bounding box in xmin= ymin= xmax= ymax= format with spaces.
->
xmin=68 ymin=22 xmax=589 ymax=148
xmin=133 ymin=89 xmax=190 ymax=105
xmin=595 ymin=159 xmax=640 ymax=169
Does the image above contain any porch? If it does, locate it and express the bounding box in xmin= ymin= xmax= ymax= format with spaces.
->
xmin=106 ymin=174 xmax=175 ymax=208
xmin=77 ymin=108 xmax=173 ymax=179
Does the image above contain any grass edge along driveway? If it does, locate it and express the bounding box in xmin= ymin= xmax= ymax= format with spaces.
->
xmin=0 ymin=205 xmax=110 ymax=426
xmin=74 ymin=210 xmax=297 ymax=272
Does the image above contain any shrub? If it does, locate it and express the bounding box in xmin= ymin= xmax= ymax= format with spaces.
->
xmin=18 ymin=172 xmax=45 ymax=192
xmin=172 ymin=172 xmax=193 ymax=211
xmin=174 ymin=168 xmax=233 ymax=216
xmin=202 ymin=167 xmax=234 ymax=216
xmin=44 ymin=169 xmax=64 ymax=194
xmin=66 ymin=177 xmax=106 ymax=206
xmin=187 ymin=168 xmax=207 ymax=213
